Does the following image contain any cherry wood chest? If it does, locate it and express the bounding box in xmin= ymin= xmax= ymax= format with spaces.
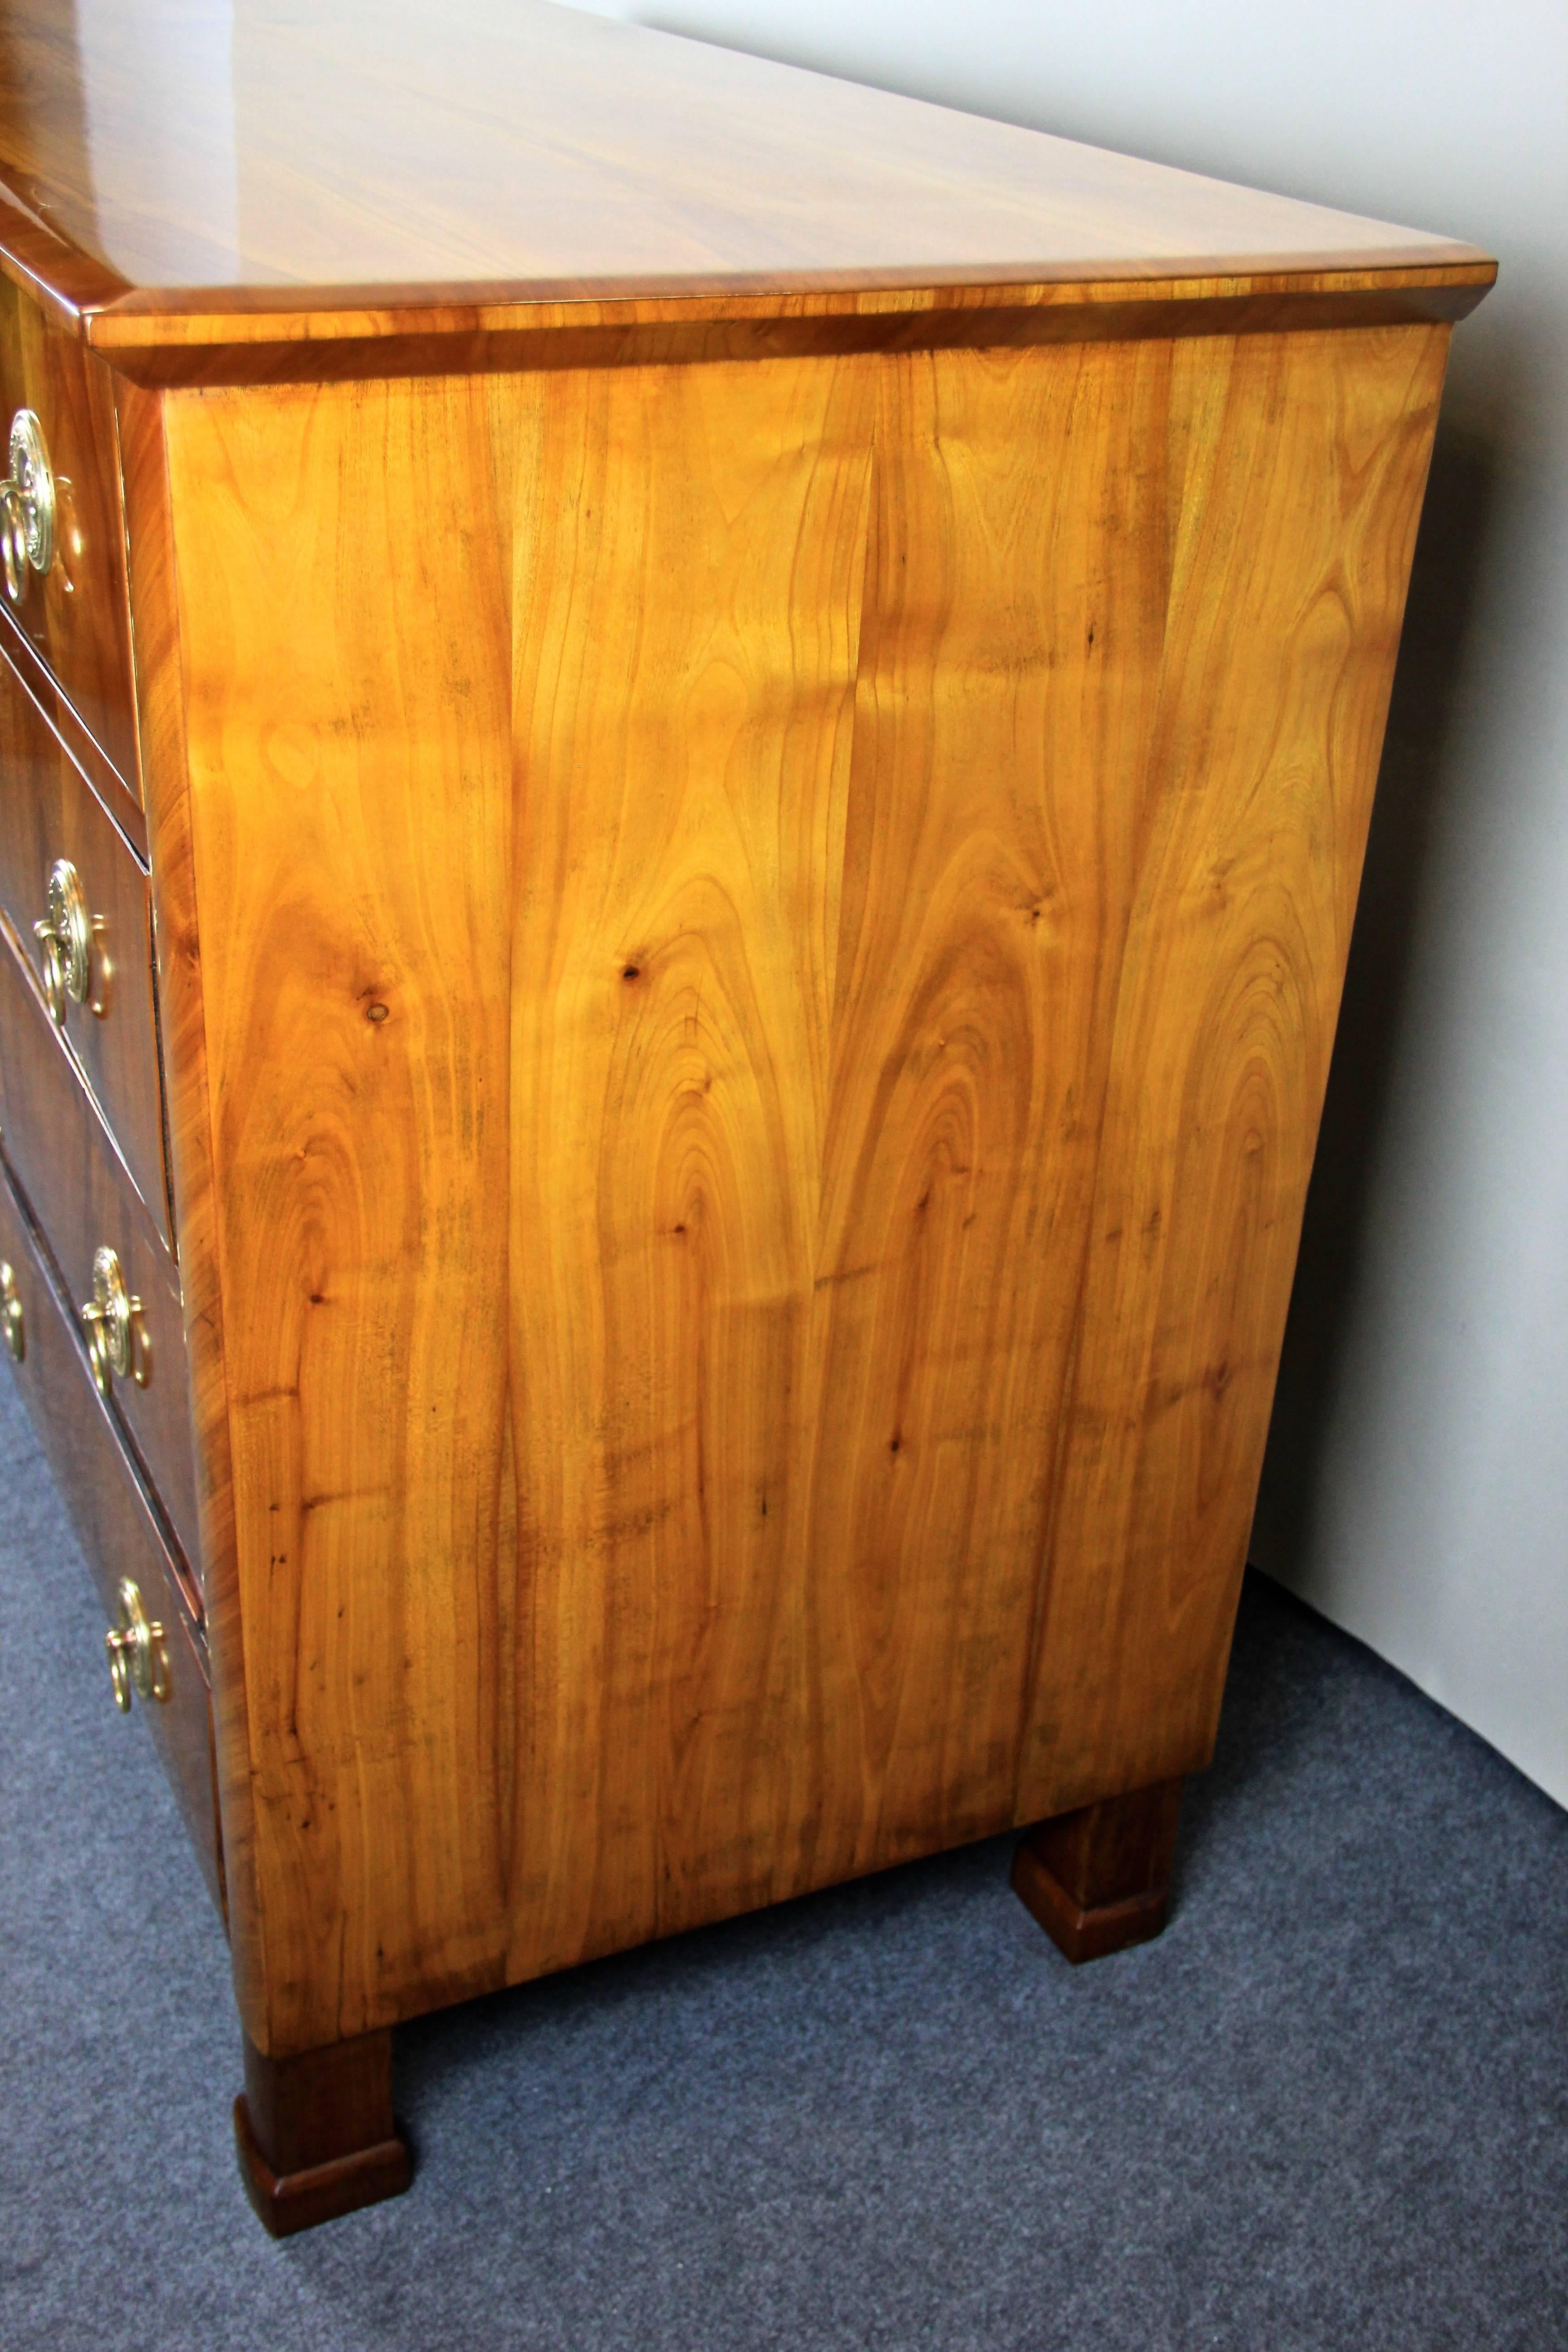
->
xmin=0 ymin=0 xmax=1492 ymax=2233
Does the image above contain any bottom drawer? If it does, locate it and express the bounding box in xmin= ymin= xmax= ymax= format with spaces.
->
xmin=0 ymin=1160 xmax=225 ymax=1920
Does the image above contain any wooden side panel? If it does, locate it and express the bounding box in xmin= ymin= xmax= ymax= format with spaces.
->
xmin=1016 ymin=324 xmax=1450 ymax=1811
xmin=799 ymin=342 xmax=1174 ymax=1875
xmin=157 ymin=329 xmax=1446 ymax=2050
xmin=497 ymin=357 xmax=876 ymax=1973
xmin=160 ymin=377 xmax=518 ymax=2048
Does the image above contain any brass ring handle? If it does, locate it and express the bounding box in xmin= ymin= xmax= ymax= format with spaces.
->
xmin=104 ymin=1576 xmax=170 ymax=1710
xmin=79 ymin=1245 xmax=147 ymax=1395
xmin=0 ymin=1259 xmax=22 ymax=1361
xmin=0 ymin=479 xmax=27 ymax=607
xmin=34 ymin=924 xmax=67 ymax=1025
xmin=107 ymin=1635 xmax=131 ymax=1710
xmin=82 ymin=1298 xmax=113 ymax=1396
xmin=0 ymin=408 xmax=54 ymax=605
xmin=32 ymin=857 xmax=94 ymax=1021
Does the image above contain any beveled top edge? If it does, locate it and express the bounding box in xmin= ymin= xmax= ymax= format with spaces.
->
xmin=78 ymin=252 xmax=1498 ymax=354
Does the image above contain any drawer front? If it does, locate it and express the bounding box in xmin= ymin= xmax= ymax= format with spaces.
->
xmin=0 ymin=277 xmax=139 ymax=796
xmin=0 ymin=643 xmax=169 ymax=1242
xmin=0 ymin=927 xmax=201 ymax=1578
xmin=0 ymin=1163 xmax=223 ymax=1919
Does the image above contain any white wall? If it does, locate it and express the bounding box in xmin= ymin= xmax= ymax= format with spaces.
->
xmin=576 ymin=0 xmax=1568 ymax=1803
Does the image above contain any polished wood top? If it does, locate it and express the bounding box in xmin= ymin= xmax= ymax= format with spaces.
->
xmin=0 ymin=0 xmax=1492 ymax=365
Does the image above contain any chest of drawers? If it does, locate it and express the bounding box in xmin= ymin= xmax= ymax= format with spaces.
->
xmin=0 ymin=0 xmax=1492 ymax=2236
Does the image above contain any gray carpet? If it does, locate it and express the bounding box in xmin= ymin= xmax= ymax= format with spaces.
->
xmin=3 ymin=1366 xmax=1565 ymax=2352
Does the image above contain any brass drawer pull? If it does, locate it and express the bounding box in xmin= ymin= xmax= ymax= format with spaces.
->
xmin=32 ymin=857 xmax=99 ymax=1023
xmin=80 ymin=1245 xmax=148 ymax=1396
xmin=0 ymin=407 xmax=54 ymax=606
xmin=105 ymin=1576 xmax=170 ymax=1711
xmin=0 ymin=1259 xmax=22 ymax=1360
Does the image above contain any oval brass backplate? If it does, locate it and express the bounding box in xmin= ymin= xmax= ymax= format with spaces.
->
xmin=9 ymin=407 xmax=54 ymax=576
xmin=104 ymin=1575 xmax=170 ymax=1710
xmin=0 ymin=409 xmax=54 ymax=607
xmin=32 ymin=855 xmax=93 ymax=1012
xmin=80 ymin=1245 xmax=147 ymax=1396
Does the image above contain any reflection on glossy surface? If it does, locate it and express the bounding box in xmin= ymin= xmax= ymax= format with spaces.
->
xmin=0 ymin=0 xmax=242 ymax=285
xmin=0 ymin=0 xmax=1483 ymax=299
xmin=76 ymin=0 xmax=240 ymax=284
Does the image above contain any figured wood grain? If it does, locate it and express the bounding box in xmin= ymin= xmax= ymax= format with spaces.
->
xmin=1016 ymin=323 xmax=1452 ymax=1811
xmin=154 ymin=324 xmax=1450 ymax=2053
xmin=0 ymin=1 xmax=1494 ymax=379
xmin=0 ymin=643 xmax=168 ymax=1237
xmin=496 ymin=355 xmax=876 ymax=1971
xmin=162 ymin=373 xmax=518 ymax=2048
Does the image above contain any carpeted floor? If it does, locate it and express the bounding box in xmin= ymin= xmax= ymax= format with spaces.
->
xmin=2 ymin=1365 xmax=1565 ymax=2352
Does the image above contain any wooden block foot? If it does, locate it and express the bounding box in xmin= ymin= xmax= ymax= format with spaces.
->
xmin=234 ymin=2027 xmax=412 ymax=2237
xmin=1011 ymin=1778 xmax=1183 ymax=1964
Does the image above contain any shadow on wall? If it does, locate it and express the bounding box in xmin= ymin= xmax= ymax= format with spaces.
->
xmin=1251 ymin=423 xmax=1498 ymax=1579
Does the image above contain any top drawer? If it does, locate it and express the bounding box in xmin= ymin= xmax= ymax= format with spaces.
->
xmin=0 ymin=278 xmax=139 ymax=800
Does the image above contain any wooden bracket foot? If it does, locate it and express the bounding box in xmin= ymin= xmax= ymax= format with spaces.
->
xmin=234 ymin=2027 xmax=412 ymax=2237
xmin=1011 ymin=1778 xmax=1183 ymax=1964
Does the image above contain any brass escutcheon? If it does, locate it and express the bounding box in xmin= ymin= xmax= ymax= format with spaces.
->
xmin=105 ymin=1576 xmax=170 ymax=1711
xmin=0 ymin=408 xmax=54 ymax=605
xmin=0 ymin=1259 xmax=22 ymax=1361
xmin=80 ymin=1245 xmax=147 ymax=1396
xmin=33 ymin=857 xmax=93 ymax=1021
